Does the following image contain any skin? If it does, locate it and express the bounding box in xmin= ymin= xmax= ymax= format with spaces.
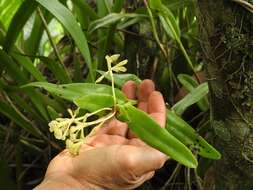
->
xmin=35 ymin=80 xmax=168 ymax=190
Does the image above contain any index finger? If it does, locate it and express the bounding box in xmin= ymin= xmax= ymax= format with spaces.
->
xmin=122 ymin=80 xmax=137 ymax=100
xmin=148 ymin=91 xmax=166 ymax=128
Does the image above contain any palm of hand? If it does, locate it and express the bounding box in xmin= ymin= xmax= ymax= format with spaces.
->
xmin=43 ymin=80 xmax=167 ymax=190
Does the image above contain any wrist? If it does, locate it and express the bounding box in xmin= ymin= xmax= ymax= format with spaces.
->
xmin=34 ymin=173 xmax=103 ymax=190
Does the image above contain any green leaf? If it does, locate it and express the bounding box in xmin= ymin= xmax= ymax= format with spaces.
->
xmin=39 ymin=57 xmax=72 ymax=84
xmin=163 ymin=0 xmax=195 ymax=11
xmin=97 ymin=70 xmax=141 ymax=87
xmin=0 ymin=100 xmax=40 ymax=137
xmin=88 ymin=13 xmax=146 ymax=33
xmin=158 ymin=7 xmax=180 ymax=40
xmin=172 ymin=83 xmax=209 ymax=115
xmin=23 ymin=88 xmax=50 ymax=121
xmin=11 ymin=52 xmax=46 ymax=82
xmin=75 ymin=94 xmax=114 ymax=112
xmin=149 ymin=1 xmax=195 ymax=73
xmin=117 ymin=16 xmax=146 ymax=30
xmin=118 ymin=103 xmax=198 ymax=168
xmin=112 ymin=0 xmax=125 ymax=12
xmin=0 ymin=49 xmax=27 ymax=84
xmin=149 ymin=0 xmax=180 ymax=39
xmin=178 ymin=74 xmax=209 ymax=111
xmin=24 ymin=11 xmax=52 ymax=55
xmin=0 ymin=50 xmax=49 ymax=121
xmin=23 ymin=82 xmax=127 ymax=103
xmin=0 ymin=0 xmax=23 ymax=29
xmin=166 ymin=110 xmax=221 ymax=159
xmin=97 ymin=0 xmax=109 ymax=17
xmin=47 ymin=106 xmax=59 ymax=120
xmin=72 ymin=54 xmax=83 ymax=82
xmin=2 ymin=31 xmax=46 ymax=83
xmin=178 ymin=74 xmax=199 ymax=91
xmin=159 ymin=15 xmax=174 ymax=40
xmin=71 ymin=0 xmax=98 ymax=21
xmin=149 ymin=0 xmax=163 ymax=10
xmin=0 ymin=20 xmax=5 ymax=33
xmin=72 ymin=4 xmax=89 ymax=29
xmin=36 ymin=0 xmax=94 ymax=81
xmin=0 ymin=27 xmax=5 ymax=45
xmin=96 ymin=0 xmax=125 ymax=71
xmin=3 ymin=0 xmax=37 ymax=51
xmin=8 ymin=93 xmax=45 ymax=123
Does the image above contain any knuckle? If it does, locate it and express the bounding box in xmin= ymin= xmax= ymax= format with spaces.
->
xmin=88 ymin=134 xmax=108 ymax=144
xmin=129 ymin=138 xmax=145 ymax=146
xmin=96 ymin=134 xmax=108 ymax=140
xmin=123 ymin=154 xmax=137 ymax=171
xmin=117 ymin=150 xmax=137 ymax=172
xmin=154 ymin=152 xmax=166 ymax=169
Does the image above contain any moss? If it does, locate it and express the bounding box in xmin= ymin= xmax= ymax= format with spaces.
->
xmin=229 ymin=120 xmax=250 ymax=140
xmin=213 ymin=120 xmax=231 ymax=141
xmin=198 ymin=0 xmax=253 ymax=189
xmin=207 ymin=4 xmax=253 ymax=111
xmin=242 ymin=133 xmax=253 ymax=166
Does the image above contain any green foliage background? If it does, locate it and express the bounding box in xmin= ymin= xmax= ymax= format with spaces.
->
xmin=0 ymin=0 xmax=211 ymax=189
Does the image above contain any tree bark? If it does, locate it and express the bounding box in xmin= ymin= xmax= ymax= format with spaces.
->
xmin=198 ymin=0 xmax=253 ymax=189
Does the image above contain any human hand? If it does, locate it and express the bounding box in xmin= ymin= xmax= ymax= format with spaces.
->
xmin=35 ymin=80 xmax=167 ymax=190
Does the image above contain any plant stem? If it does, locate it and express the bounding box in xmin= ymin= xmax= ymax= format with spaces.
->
xmin=194 ymin=168 xmax=203 ymax=190
xmin=231 ymin=0 xmax=253 ymax=13
xmin=144 ymin=0 xmax=168 ymax=59
xmin=107 ymin=58 xmax=117 ymax=107
xmin=161 ymin=163 xmax=182 ymax=190
xmin=3 ymin=92 xmax=33 ymax=126
xmin=186 ymin=167 xmax=192 ymax=190
xmin=37 ymin=7 xmax=66 ymax=69
xmin=86 ymin=111 xmax=115 ymax=127
xmin=161 ymin=9 xmax=201 ymax=83
xmin=178 ymin=41 xmax=200 ymax=83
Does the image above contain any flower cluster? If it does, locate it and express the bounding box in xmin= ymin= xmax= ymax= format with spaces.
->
xmin=49 ymin=109 xmax=86 ymax=155
xmin=49 ymin=108 xmax=114 ymax=155
xmin=48 ymin=54 xmax=127 ymax=155
xmin=96 ymin=54 xmax=128 ymax=83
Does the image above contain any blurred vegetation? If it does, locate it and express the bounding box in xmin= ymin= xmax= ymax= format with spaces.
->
xmin=0 ymin=0 xmax=213 ymax=189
